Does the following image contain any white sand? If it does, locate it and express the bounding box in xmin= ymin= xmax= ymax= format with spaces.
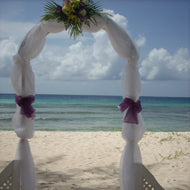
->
xmin=0 ymin=131 xmax=190 ymax=190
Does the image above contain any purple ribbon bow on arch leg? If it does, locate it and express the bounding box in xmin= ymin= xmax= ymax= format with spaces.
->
xmin=119 ymin=98 xmax=142 ymax=124
xmin=15 ymin=95 xmax=36 ymax=119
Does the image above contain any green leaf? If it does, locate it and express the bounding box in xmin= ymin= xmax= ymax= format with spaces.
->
xmin=41 ymin=0 xmax=113 ymax=39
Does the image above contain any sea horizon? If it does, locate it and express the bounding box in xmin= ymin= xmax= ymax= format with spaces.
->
xmin=1 ymin=92 xmax=190 ymax=98
xmin=0 ymin=93 xmax=190 ymax=132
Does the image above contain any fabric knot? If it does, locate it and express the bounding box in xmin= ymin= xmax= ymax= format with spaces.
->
xmin=13 ymin=54 xmax=28 ymax=65
xmin=15 ymin=95 xmax=36 ymax=119
xmin=119 ymin=98 xmax=142 ymax=124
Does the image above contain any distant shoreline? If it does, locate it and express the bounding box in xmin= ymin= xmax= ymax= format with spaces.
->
xmin=1 ymin=92 xmax=190 ymax=99
xmin=1 ymin=129 xmax=190 ymax=132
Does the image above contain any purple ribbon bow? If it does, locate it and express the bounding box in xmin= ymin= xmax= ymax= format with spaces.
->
xmin=119 ymin=98 xmax=142 ymax=124
xmin=15 ymin=95 xmax=36 ymax=119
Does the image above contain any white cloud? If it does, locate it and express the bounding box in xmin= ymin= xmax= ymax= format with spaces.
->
xmin=103 ymin=9 xmax=128 ymax=29
xmin=0 ymin=38 xmax=18 ymax=77
xmin=139 ymin=48 xmax=190 ymax=81
xmin=0 ymin=10 xmax=129 ymax=81
xmin=1 ymin=11 xmax=189 ymax=84
xmin=135 ymin=35 xmax=146 ymax=48
xmin=0 ymin=20 xmax=35 ymax=41
xmin=30 ymin=10 xmax=128 ymax=81
xmin=32 ymin=29 xmax=125 ymax=81
xmin=0 ymin=19 xmax=69 ymax=42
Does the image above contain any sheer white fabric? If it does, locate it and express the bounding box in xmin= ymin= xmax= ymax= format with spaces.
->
xmin=104 ymin=17 xmax=139 ymax=63
xmin=11 ymin=22 xmax=48 ymax=190
xmin=41 ymin=20 xmax=66 ymax=34
xmin=82 ymin=15 xmax=107 ymax=33
xmin=11 ymin=16 xmax=145 ymax=190
xmin=15 ymin=139 xmax=36 ymax=190
xmin=120 ymin=63 xmax=146 ymax=190
xmin=12 ymin=105 xmax=34 ymax=139
xmin=18 ymin=23 xmax=47 ymax=60
xmin=11 ymin=54 xmax=35 ymax=96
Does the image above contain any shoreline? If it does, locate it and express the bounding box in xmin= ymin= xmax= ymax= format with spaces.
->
xmin=0 ymin=131 xmax=190 ymax=190
xmin=0 ymin=129 xmax=190 ymax=132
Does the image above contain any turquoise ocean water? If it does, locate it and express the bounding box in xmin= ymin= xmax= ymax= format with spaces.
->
xmin=0 ymin=94 xmax=190 ymax=132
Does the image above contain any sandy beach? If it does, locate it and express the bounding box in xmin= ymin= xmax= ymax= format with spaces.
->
xmin=0 ymin=131 xmax=190 ymax=190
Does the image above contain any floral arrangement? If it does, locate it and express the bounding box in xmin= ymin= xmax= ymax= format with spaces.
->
xmin=41 ymin=0 xmax=109 ymax=38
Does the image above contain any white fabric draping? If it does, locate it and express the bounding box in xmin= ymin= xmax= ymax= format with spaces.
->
xmin=15 ymin=139 xmax=36 ymax=190
xmin=11 ymin=15 xmax=145 ymax=190
xmin=120 ymin=63 xmax=146 ymax=190
xmin=11 ymin=22 xmax=49 ymax=190
xmin=82 ymin=15 xmax=107 ymax=33
xmin=104 ymin=18 xmax=139 ymax=64
xmin=18 ymin=23 xmax=47 ymax=60
xmin=11 ymin=55 xmax=35 ymax=139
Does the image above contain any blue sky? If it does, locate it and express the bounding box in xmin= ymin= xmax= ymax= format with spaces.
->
xmin=0 ymin=0 xmax=190 ymax=97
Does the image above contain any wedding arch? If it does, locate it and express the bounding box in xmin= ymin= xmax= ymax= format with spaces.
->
xmin=0 ymin=1 xmax=164 ymax=190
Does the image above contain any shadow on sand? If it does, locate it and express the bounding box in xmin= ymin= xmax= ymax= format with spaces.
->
xmin=35 ymin=154 xmax=120 ymax=190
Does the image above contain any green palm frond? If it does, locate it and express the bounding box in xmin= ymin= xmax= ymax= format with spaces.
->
xmin=41 ymin=0 xmax=62 ymax=21
xmin=41 ymin=0 xmax=112 ymax=39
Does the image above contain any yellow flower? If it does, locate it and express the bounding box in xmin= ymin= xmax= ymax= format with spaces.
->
xmin=63 ymin=3 xmax=75 ymax=16
xmin=70 ymin=0 xmax=80 ymax=2
xmin=62 ymin=5 xmax=67 ymax=12
xmin=82 ymin=0 xmax=89 ymax=5
xmin=80 ymin=9 xmax=86 ymax=16
xmin=74 ymin=17 xmax=81 ymax=24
